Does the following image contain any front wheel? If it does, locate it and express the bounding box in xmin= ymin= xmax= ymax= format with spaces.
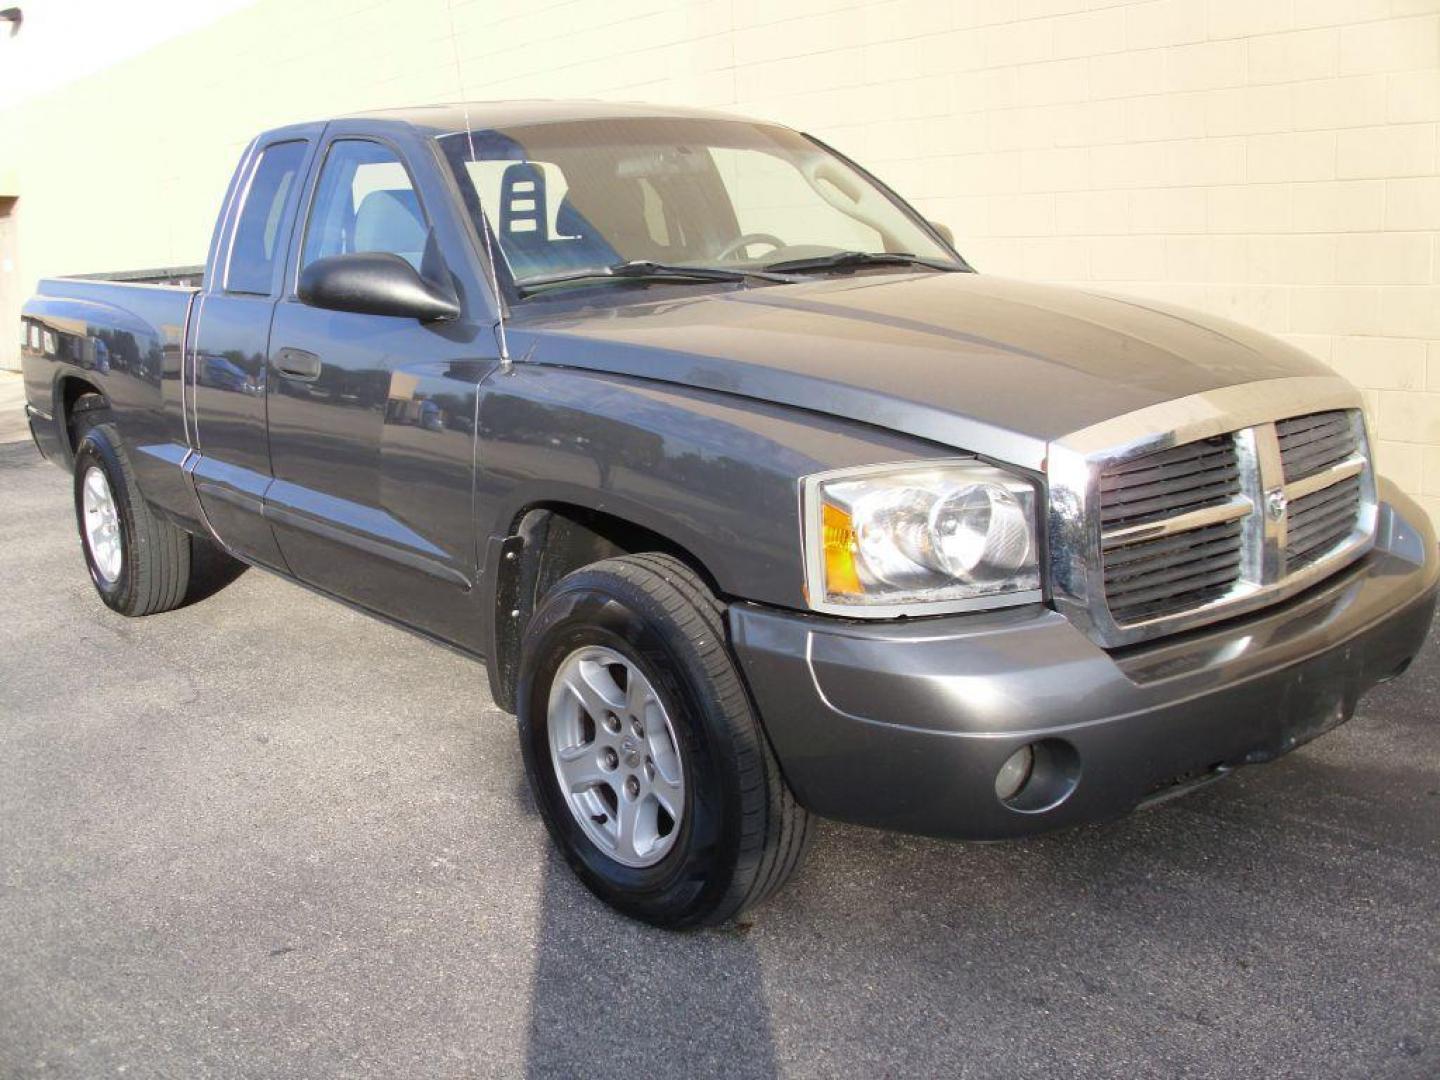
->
xmin=517 ymin=554 xmax=812 ymax=929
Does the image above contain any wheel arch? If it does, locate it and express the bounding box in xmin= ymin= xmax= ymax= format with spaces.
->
xmin=56 ymin=374 xmax=111 ymax=466
xmin=486 ymin=501 xmax=723 ymax=713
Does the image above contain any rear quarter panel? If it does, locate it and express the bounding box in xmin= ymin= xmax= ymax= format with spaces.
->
xmin=21 ymin=279 xmax=202 ymax=528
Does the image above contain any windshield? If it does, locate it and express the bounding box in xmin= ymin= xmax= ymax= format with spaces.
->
xmin=437 ymin=117 xmax=961 ymax=292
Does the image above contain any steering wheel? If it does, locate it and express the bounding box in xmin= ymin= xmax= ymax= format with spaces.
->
xmin=715 ymin=232 xmax=786 ymax=262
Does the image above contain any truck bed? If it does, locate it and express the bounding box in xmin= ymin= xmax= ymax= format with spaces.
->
xmin=23 ymin=275 xmax=198 ymax=396
xmin=65 ymin=266 xmax=205 ymax=288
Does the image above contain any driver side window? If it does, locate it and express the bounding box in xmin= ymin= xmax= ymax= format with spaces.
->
xmin=302 ymin=140 xmax=427 ymax=273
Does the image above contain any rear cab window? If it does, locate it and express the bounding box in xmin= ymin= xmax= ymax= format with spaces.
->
xmin=225 ymin=140 xmax=308 ymax=295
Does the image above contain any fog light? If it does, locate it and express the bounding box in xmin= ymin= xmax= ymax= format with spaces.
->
xmin=997 ymin=738 xmax=1082 ymax=813
xmin=995 ymin=744 xmax=1035 ymax=801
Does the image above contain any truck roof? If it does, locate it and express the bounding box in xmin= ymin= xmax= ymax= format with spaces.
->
xmin=337 ymin=99 xmax=770 ymax=136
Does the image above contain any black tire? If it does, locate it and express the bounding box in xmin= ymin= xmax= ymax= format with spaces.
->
xmin=72 ymin=421 xmax=194 ymax=616
xmin=517 ymin=553 xmax=812 ymax=929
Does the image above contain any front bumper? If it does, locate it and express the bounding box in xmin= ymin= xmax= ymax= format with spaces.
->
xmin=730 ymin=484 xmax=1438 ymax=840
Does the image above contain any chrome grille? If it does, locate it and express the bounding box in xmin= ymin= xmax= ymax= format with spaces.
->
xmin=1097 ymin=411 xmax=1369 ymax=630
xmin=1047 ymin=381 xmax=1379 ymax=649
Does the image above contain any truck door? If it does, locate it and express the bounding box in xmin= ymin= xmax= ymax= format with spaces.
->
xmin=189 ymin=129 xmax=319 ymax=569
xmin=263 ymin=132 xmax=497 ymax=651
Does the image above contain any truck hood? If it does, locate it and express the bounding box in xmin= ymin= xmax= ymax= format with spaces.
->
xmin=506 ymin=273 xmax=1332 ymax=470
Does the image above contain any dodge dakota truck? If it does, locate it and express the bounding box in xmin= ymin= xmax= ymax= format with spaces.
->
xmin=20 ymin=102 xmax=1438 ymax=929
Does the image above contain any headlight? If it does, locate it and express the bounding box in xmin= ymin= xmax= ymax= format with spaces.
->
xmin=802 ymin=460 xmax=1042 ymax=614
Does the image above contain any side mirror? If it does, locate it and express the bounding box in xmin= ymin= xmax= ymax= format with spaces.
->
xmin=298 ymin=251 xmax=461 ymax=322
xmin=929 ymin=220 xmax=955 ymax=248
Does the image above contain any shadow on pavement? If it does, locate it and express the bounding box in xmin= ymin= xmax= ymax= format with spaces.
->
xmin=182 ymin=535 xmax=250 ymax=607
xmin=523 ymin=851 xmax=779 ymax=1079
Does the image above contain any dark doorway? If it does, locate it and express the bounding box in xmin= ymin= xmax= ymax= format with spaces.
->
xmin=0 ymin=197 xmax=18 ymax=372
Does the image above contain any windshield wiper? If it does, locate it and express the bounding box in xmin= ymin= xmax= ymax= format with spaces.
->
xmin=516 ymin=260 xmax=795 ymax=296
xmin=762 ymin=251 xmax=962 ymax=275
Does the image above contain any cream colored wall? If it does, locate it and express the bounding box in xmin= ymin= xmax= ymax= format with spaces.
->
xmin=0 ymin=0 xmax=257 ymax=109
xmin=1 ymin=0 xmax=1438 ymax=525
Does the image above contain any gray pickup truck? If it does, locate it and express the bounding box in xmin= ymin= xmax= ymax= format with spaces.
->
xmin=20 ymin=102 xmax=1438 ymax=928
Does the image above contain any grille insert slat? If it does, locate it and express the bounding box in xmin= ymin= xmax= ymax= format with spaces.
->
xmin=1287 ymin=474 xmax=1361 ymax=568
xmin=1105 ymin=522 xmax=1241 ymax=572
xmin=1108 ymin=554 xmax=1242 ymax=602
xmin=1100 ymin=480 xmax=1241 ymax=529
xmin=1279 ymin=411 xmax=1356 ymax=482
xmin=1101 ymin=517 xmax=1243 ymax=624
xmin=1100 ymin=446 xmax=1238 ymax=491
xmin=1289 ymin=506 xmax=1354 ymax=549
xmin=1277 ymin=418 xmax=1348 ymax=451
xmin=1276 ymin=412 xmax=1348 ymax=439
xmin=1107 ymin=568 xmax=1240 ymax=618
xmin=1289 ymin=473 xmax=1360 ymax=519
xmin=1100 ymin=466 xmax=1240 ymax=506
xmin=1099 ymin=436 xmax=1239 ymax=531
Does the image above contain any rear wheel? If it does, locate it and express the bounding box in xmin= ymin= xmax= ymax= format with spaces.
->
xmin=517 ymin=553 xmax=812 ymax=929
xmin=72 ymin=421 xmax=194 ymax=616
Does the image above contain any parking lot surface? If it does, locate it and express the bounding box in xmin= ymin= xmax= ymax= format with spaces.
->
xmin=2 ymin=425 xmax=1438 ymax=1079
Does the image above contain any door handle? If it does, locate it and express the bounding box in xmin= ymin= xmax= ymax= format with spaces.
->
xmin=274 ymin=347 xmax=322 ymax=381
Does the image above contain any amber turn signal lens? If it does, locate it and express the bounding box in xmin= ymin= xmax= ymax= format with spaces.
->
xmin=822 ymin=502 xmax=862 ymax=597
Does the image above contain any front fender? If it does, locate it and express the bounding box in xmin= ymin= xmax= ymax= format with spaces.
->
xmin=476 ymin=364 xmax=955 ymax=610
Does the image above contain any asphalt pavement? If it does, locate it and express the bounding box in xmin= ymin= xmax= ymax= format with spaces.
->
xmin=1 ymin=414 xmax=1438 ymax=1079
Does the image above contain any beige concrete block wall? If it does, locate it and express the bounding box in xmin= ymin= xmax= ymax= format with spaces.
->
xmin=2 ymin=0 xmax=1438 ymax=524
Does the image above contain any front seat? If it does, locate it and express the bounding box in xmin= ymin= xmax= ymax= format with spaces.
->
xmin=353 ymin=189 xmax=426 ymax=271
xmin=498 ymin=162 xmax=551 ymax=276
xmin=552 ymin=196 xmax=619 ymax=269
